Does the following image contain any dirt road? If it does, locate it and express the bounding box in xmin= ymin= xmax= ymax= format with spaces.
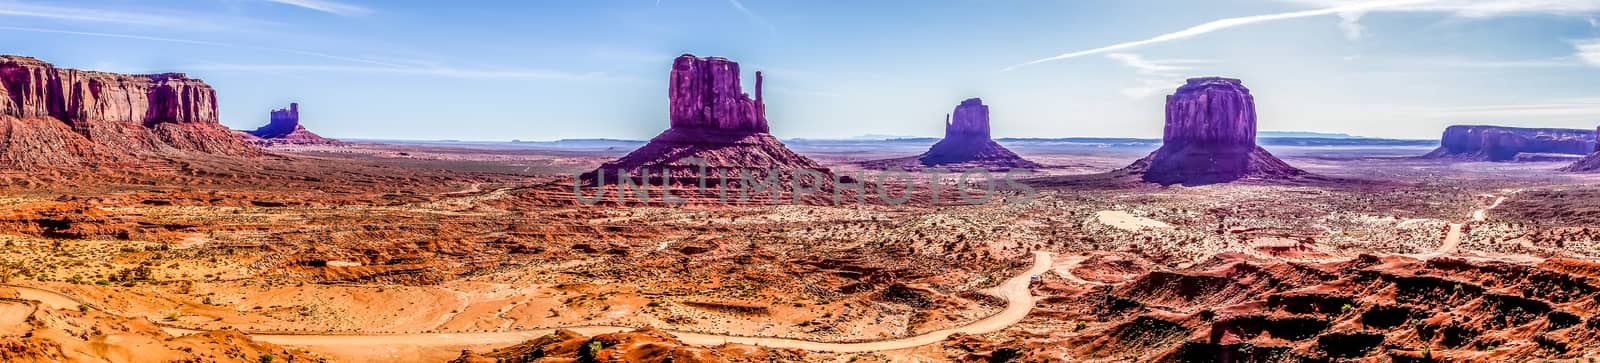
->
xmin=7 ymin=251 xmax=1054 ymax=360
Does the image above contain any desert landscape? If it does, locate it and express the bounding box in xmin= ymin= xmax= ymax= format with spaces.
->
xmin=3 ymin=1 xmax=1600 ymax=362
xmin=0 ymin=51 xmax=1597 ymax=363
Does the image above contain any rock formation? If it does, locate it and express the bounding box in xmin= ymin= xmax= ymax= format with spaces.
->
xmin=912 ymin=98 xmax=1040 ymax=169
xmin=1118 ymin=77 xmax=1304 ymax=185
xmin=1424 ymin=125 xmax=1595 ymax=161
xmin=242 ymin=103 xmax=338 ymax=145
xmin=1560 ymin=125 xmax=1600 ymax=172
xmin=580 ymin=54 xmax=829 ymax=188
xmin=0 ymin=55 xmax=256 ymax=168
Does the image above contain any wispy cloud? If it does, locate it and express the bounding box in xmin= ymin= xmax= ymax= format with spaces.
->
xmin=187 ymin=64 xmax=611 ymax=80
xmin=1105 ymin=53 xmax=1211 ymax=98
xmin=726 ymin=0 xmax=776 ymax=33
xmin=1420 ymin=98 xmax=1600 ymax=123
xmin=1281 ymin=0 xmax=1600 ymax=18
xmin=262 ymin=0 xmax=371 ymax=16
xmin=0 ymin=26 xmax=402 ymax=67
xmin=1574 ymin=38 xmax=1600 ymax=66
xmin=1284 ymin=0 xmax=1600 ymax=41
xmin=0 ymin=1 xmax=195 ymax=27
xmin=1003 ymin=0 xmax=1426 ymax=71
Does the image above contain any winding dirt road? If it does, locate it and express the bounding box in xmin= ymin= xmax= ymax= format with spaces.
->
xmin=7 ymin=251 xmax=1054 ymax=360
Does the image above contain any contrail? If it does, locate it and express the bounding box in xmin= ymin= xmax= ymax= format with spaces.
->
xmin=1002 ymin=0 xmax=1429 ymax=71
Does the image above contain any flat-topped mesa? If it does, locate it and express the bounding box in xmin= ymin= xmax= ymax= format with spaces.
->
xmin=1 ymin=56 xmax=219 ymax=127
xmin=1424 ymin=125 xmax=1595 ymax=161
xmin=1118 ymin=77 xmax=1304 ymax=185
xmin=911 ymin=98 xmax=1040 ymax=170
xmin=1163 ymin=77 xmax=1255 ymax=148
xmin=667 ymin=54 xmax=768 ymax=133
xmin=0 ymin=55 xmax=256 ymax=168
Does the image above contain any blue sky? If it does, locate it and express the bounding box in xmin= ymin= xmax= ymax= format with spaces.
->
xmin=3 ymin=0 xmax=1599 ymax=140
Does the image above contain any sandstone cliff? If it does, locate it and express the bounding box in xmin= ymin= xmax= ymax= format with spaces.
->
xmin=1424 ymin=125 xmax=1594 ymax=161
xmin=668 ymin=55 xmax=767 ymax=133
xmin=0 ymin=55 xmax=255 ymax=169
xmin=581 ymin=54 xmax=829 ymax=190
xmin=1118 ymin=77 xmax=1304 ymax=185
xmin=905 ymin=98 xmax=1039 ymax=170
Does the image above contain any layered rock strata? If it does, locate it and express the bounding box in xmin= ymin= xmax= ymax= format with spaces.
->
xmin=581 ymin=54 xmax=829 ymax=189
xmin=1424 ymin=125 xmax=1595 ymax=161
xmin=0 ymin=55 xmax=255 ymax=168
xmin=1118 ymin=77 xmax=1304 ymax=185
xmin=915 ymin=98 xmax=1040 ymax=169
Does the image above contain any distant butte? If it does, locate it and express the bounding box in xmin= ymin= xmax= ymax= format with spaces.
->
xmin=916 ymin=98 xmax=1041 ymax=169
xmin=0 ymin=55 xmax=256 ymax=169
xmin=1561 ymin=125 xmax=1600 ymax=172
xmin=1117 ymin=77 xmax=1304 ymax=185
xmin=579 ymin=54 xmax=829 ymax=187
xmin=241 ymin=103 xmax=339 ymax=145
xmin=1424 ymin=125 xmax=1595 ymax=162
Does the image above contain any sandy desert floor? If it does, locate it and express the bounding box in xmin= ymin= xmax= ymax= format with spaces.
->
xmin=1 ymin=141 xmax=1598 ymax=362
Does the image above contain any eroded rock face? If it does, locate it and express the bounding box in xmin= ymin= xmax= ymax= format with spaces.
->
xmin=244 ymin=103 xmax=337 ymax=145
xmin=0 ymin=55 xmax=256 ymax=168
xmin=668 ymin=54 xmax=767 ymax=133
xmin=914 ymin=98 xmax=1040 ymax=169
xmin=1 ymin=56 xmax=218 ymax=127
xmin=1424 ymin=125 xmax=1595 ymax=161
xmin=581 ymin=54 xmax=828 ymax=189
xmin=1119 ymin=77 xmax=1303 ymax=185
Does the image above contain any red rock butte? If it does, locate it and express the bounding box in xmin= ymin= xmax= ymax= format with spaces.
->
xmin=1118 ymin=77 xmax=1303 ymax=185
xmin=915 ymin=98 xmax=1041 ymax=170
xmin=580 ymin=54 xmax=829 ymax=187
xmin=241 ymin=103 xmax=338 ymax=145
xmin=0 ymin=55 xmax=256 ymax=169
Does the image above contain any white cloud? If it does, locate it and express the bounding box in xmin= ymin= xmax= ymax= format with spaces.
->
xmin=1003 ymin=0 xmax=1426 ymax=71
xmin=1574 ymin=38 xmax=1600 ymax=66
xmin=262 ymin=0 xmax=371 ymax=16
